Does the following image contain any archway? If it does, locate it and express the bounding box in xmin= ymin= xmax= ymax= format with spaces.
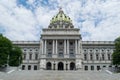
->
xmin=46 ymin=62 xmax=52 ymax=70
xmin=58 ymin=62 xmax=64 ymax=70
xmin=70 ymin=62 xmax=75 ymax=70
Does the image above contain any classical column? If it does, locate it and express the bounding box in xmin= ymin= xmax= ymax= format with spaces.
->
xmin=56 ymin=40 xmax=58 ymax=55
xmin=55 ymin=62 xmax=58 ymax=70
xmin=75 ymin=40 xmax=78 ymax=55
xmin=67 ymin=62 xmax=70 ymax=70
xmin=67 ymin=40 xmax=69 ymax=54
xmin=99 ymin=49 xmax=102 ymax=61
xmin=78 ymin=40 xmax=80 ymax=54
xmin=44 ymin=40 xmax=47 ymax=55
xmin=53 ymin=40 xmax=55 ymax=54
xmin=106 ymin=49 xmax=108 ymax=61
xmin=64 ymin=62 xmax=66 ymax=70
xmin=42 ymin=40 xmax=44 ymax=54
xmin=93 ymin=50 xmax=96 ymax=61
xmin=64 ymin=40 xmax=66 ymax=55
xmin=88 ymin=49 xmax=90 ymax=61
xmin=52 ymin=62 xmax=54 ymax=70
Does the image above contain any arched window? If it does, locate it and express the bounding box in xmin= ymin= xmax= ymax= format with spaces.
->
xmin=46 ymin=62 xmax=52 ymax=70
xmin=58 ymin=62 xmax=64 ymax=70
xmin=70 ymin=62 xmax=75 ymax=70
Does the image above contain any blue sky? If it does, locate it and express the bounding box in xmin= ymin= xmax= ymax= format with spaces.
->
xmin=0 ymin=0 xmax=120 ymax=41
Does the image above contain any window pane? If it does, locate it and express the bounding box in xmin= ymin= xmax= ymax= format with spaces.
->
xmin=35 ymin=54 xmax=38 ymax=60
xmin=28 ymin=65 xmax=31 ymax=70
xmin=69 ymin=53 xmax=75 ymax=58
xmin=34 ymin=65 xmax=37 ymax=70
xmin=47 ymin=53 xmax=52 ymax=58
xmin=29 ymin=54 xmax=32 ymax=60
xmin=91 ymin=66 xmax=94 ymax=70
xmin=85 ymin=66 xmax=88 ymax=70
xmin=58 ymin=53 xmax=64 ymax=58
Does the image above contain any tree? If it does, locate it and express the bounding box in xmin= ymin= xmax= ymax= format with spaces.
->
xmin=9 ymin=47 xmax=22 ymax=66
xmin=0 ymin=34 xmax=13 ymax=67
xmin=0 ymin=34 xmax=23 ymax=67
xmin=112 ymin=37 xmax=120 ymax=66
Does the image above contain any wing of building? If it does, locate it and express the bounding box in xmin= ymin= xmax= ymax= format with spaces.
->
xmin=12 ymin=8 xmax=115 ymax=71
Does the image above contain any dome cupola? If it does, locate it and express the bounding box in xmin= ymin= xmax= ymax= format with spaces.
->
xmin=49 ymin=8 xmax=74 ymax=29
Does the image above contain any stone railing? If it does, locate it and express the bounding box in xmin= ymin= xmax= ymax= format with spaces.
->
xmin=12 ymin=41 xmax=40 ymax=44
xmin=82 ymin=41 xmax=114 ymax=45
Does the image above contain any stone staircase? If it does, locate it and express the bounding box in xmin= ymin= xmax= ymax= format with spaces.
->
xmin=0 ymin=70 xmax=120 ymax=80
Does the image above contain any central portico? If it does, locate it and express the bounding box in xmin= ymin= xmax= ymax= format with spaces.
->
xmin=39 ymin=8 xmax=82 ymax=70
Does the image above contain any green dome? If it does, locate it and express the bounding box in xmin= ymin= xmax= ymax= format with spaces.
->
xmin=50 ymin=10 xmax=72 ymax=24
xmin=49 ymin=8 xmax=74 ymax=29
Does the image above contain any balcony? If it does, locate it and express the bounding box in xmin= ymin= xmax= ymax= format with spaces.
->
xmin=46 ymin=53 xmax=52 ymax=58
xmin=69 ymin=53 xmax=75 ymax=58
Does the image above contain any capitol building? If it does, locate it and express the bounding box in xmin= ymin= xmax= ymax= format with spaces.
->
xmin=13 ymin=8 xmax=114 ymax=71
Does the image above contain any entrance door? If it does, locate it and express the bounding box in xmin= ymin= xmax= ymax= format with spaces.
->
xmin=70 ymin=62 xmax=75 ymax=70
xmin=58 ymin=62 xmax=64 ymax=70
xmin=46 ymin=62 xmax=52 ymax=70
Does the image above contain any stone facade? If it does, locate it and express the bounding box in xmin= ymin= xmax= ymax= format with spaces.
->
xmin=12 ymin=9 xmax=115 ymax=71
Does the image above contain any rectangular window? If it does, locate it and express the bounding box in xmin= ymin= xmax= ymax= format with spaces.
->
xmin=70 ymin=42 xmax=73 ymax=46
xmin=47 ymin=53 xmax=52 ymax=58
xmin=59 ymin=42 xmax=63 ymax=45
xmin=90 ymin=54 xmax=93 ymax=60
xmin=85 ymin=66 xmax=88 ymax=70
xmin=91 ymin=66 xmax=94 ymax=70
xmin=102 ymin=54 xmax=104 ymax=60
xmin=69 ymin=53 xmax=75 ymax=58
xmin=84 ymin=54 xmax=87 ymax=60
xmin=28 ymin=65 xmax=31 ymax=70
xmin=58 ymin=53 xmax=64 ymax=58
xmin=108 ymin=54 xmax=111 ymax=60
xmin=29 ymin=54 xmax=32 ymax=60
xmin=97 ymin=66 xmax=100 ymax=70
xmin=34 ymin=65 xmax=37 ymax=70
xmin=22 ymin=65 xmax=25 ymax=70
xmin=35 ymin=54 xmax=38 ymax=60
xmin=96 ymin=54 xmax=99 ymax=60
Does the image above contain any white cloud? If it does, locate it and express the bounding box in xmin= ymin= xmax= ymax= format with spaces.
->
xmin=0 ymin=0 xmax=120 ymax=41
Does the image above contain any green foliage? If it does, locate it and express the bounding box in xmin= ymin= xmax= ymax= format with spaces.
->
xmin=0 ymin=34 xmax=23 ymax=67
xmin=9 ymin=47 xmax=23 ymax=66
xmin=112 ymin=37 xmax=120 ymax=66
xmin=0 ymin=34 xmax=12 ymax=67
